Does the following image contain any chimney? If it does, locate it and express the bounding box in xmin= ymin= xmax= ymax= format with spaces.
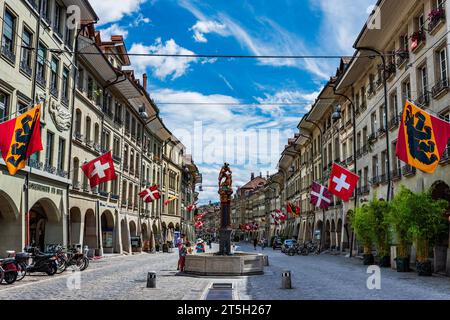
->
xmin=267 ymin=171 xmax=270 ymax=179
xmin=143 ymin=73 xmax=148 ymax=92
xmin=260 ymin=172 xmax=262 ymax=178
xmin=251 ymin=172 xmax=255 ymax=180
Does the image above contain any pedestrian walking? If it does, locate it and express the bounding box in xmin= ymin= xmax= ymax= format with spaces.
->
xmin=253 ymin=238 xmax=258 ymax=250
xmin=260 ymin=238 xmax=265 ymax=250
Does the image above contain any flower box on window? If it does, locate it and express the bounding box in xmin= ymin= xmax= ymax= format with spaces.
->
xmin=428 ymin=8 xmax=446 ymax=34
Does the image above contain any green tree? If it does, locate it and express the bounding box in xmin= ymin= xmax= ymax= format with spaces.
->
xmin=369 ymin=196 xmax=391 ymax=258
xmin=407 ymin=189 xmax=448 ymax=263
xmin=352 ymin=204 xmax=375 ymax=254
xmin=388 ymin=186 xmax=413 ymax=258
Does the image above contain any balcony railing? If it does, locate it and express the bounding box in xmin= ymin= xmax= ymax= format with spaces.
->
xmin=43 ymin=164 xmax=56 ymax=175
xmin=379 ymin=174 xmax=388 ymax=184
xmin=56 ymin=169 xmax=68 ymax=178
xmin=396 ymin=51 xmax=409 ymax=69
xmin=111 ymin=194 xmax=119 ymax=201
xmin=36 ymin=73 xmax=46 ymax=87
xmin=389 ymin=115 xmax=400 ymax=130
xmin=362 ymin=185 xmax=370 ymax=195
xmin=99 ymin=190 xmax=109 ymax=198
xmin=86 ymin=140 xmax=94 ymax=148
xmin=29 ymin=159 xmax=43 ymax=170
xmin=50 ymin=86 xmax=59 ymax=98
xmin=402 ymin=165 xmax=416 ymax=176
xmin=391 ymin=168 xmax=402 ymax=180
xmin=62 ymin=95 xmax=70 ymax=106
xmin=377 ymin=127 xmax=386 ymax=138
xmin=74 ymin=132 xmax=83 ymax=142
xmin=1 ymin=45 xmax=16 ymax=63
xmin=346 ymin=156 xmax=354 ymax=165
xmin=411 ymin=31 xmax=426 ymax=52
xmin=417 ymin=92 xmax=430 ymax=107
xmin=371 ymin=176 xmax=380 ymax=186
xmin=112 ymin=155 xmax=121 ymax=163
xmin=367 ymin=86 xmax=376 ymax=98
xmin=20 ymin=60 xmax=33 ymax=77
xmin=432 ymin=78 xmax=449 ymax=99
xmin=428 ymin=8 xmax=446 ymax=33
xmin=93 ymin=143 xmax=101 ymax=153
xmin=440 ymin=145 xmax=450 ymax=163
xmin=385 ymin=63 xmax=396 ymax=81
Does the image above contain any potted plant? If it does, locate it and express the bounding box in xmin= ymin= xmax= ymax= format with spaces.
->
xmin=388 ymin=186 xmax=413 ymax=272
xmin=407 ymin=189 xmax=448 ymax=276
xmin=352 ymin=204 xmax=375 ymax=265
xmin=368 ymin=196 xmax=391 ymax=267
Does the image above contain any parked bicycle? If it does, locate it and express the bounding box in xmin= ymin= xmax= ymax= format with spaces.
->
xmin=53 ymin=246 xmax=89 ymax=273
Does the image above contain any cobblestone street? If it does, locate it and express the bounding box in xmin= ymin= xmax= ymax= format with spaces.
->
xmin=1 ymin=243 xmax=450 ymax=300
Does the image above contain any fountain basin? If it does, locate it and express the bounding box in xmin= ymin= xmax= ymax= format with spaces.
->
xmin=184 ymin=252 xmax=264 ymax=276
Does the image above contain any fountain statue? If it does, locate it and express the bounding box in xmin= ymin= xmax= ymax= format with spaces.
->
xmin=217 ymin=163 xmax=233 ymax=255
xmin=183 ymin=163 xmax=264 ymax=276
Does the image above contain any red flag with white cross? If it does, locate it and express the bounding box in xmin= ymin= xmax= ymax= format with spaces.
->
xmin=328 ymin=163 xmax=359 ymax=202
xmin=139 ymin=185 xmax=161 ymax=203
xmin=81 ymin=151 xmax=117 ymax=188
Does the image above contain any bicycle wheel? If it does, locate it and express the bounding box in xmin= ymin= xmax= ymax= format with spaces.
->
xmin=79 ymin=257 xmax=89 ymax=271
xmin=56 ymin=259 xmax=67 ymax=274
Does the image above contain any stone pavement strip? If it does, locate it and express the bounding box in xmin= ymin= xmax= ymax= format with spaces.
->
xmin=1 ymin=243 xmax=449 ymax=300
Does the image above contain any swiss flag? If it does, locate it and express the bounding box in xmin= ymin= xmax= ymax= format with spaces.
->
xmin=139 ymin=185 xmax=160 ymax=203
xmin=328 ymin=163 xmax=359 ymax=202
xmin=81 ymin=151 xmax=117 ymax=188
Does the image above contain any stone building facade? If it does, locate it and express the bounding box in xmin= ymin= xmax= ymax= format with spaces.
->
xmin=0 ymin=0 xmax=201 ymax=257
xmin=0 ymin=0 xmax=97 ymax=254
xmin=234 ymin=1 xmax=450 ymax=275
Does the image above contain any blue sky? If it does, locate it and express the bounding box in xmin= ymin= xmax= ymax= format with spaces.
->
xmin=90 ymin=0 xmax=375 ymax=204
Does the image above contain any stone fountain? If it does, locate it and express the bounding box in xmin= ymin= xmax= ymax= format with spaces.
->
xmin=184 ymin=163 xmax=264 ymax=276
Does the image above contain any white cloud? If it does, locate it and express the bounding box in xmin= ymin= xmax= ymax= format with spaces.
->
xmin=131 ymin=13 xmax=152 ymax=27
xmin=309 ymin=0 xmax=374 ymax=53
xmin=128 ymin=38 xmax=198 ymax=80
xmin=179 ymin=1 xmax=331 ymax=79
xmin=190 ymin=20 xmax=229 ymax=43
xmin=89 ymin=0 xmax=148 ymax=25
xmin=99 ymin=24 xmax=129 ymax=40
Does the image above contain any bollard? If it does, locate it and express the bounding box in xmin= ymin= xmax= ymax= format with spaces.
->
xmin=263 ymin=255 xmax=269 ymax=266
xmin=147 ymin=272 xmax=156 ymax=288
xmin=281 ymin=271 xmax=292 ymax=289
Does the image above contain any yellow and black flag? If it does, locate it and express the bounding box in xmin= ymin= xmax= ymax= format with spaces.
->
xmin=0 ymin=105 xmax=43 ymax=175
xmin=396 ymin=101 xmax=450 ymax=173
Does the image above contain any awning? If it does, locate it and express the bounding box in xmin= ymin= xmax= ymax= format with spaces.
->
xmin=354 ymin=0 xmax=415 ymax=52
xmin=78 ymin=36 xmax=117 ymax=82
xmin=113 ymin=78 xmax=142 ymax=100
xmin=147 ymin=117 xmax=172 ymax=141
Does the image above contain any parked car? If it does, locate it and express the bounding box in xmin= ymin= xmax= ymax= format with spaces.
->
xmin=281 ymin=239 xmax=297 ymax=253
xmin=272 ymin=238 xmax=282 ymax=250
